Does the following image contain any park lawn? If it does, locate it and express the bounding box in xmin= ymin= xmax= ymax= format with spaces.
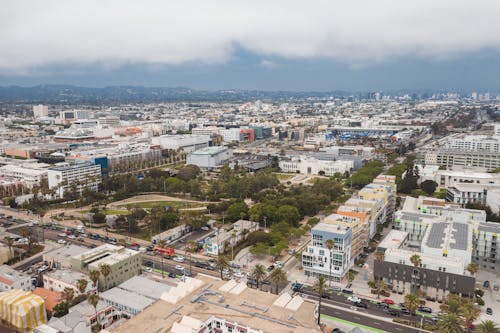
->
xmin=122 ymin=201 xmax=204 ymax=210
xmin=275 ymin=173 xmax=294 ymax=181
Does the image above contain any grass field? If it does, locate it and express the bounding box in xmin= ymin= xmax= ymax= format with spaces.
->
xmin=80 ymin=209 xmax=130 ymax=215
xmin=121 ymin=201 xmax=205 ymax=210
xmin=275 ymin=173 xmax=294 ymax=181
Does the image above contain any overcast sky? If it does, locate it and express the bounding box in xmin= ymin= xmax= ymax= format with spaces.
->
xmin=1 ymin=0 xmax=500 ymax=91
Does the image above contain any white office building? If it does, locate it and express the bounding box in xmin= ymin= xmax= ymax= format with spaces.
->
xmin=186 ymin=146 xmax=232 ymax=169
xmin=279 ymin=156 xmax=354 ymax=176
xmin=151 ymin=134 xmax=210 ymax=153
xmin=47 ymin=162 xmax=101 ymax=198
xmin=33 ymin=105 xmax=49 ymax=120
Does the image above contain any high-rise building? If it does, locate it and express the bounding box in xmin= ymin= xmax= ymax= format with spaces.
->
xmin=33 ymin=104 xmax=49 ymax=120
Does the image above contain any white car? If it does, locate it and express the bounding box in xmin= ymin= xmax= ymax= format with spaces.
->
xmin=68 ymin=235 xmax=76 ymax=239
xmin=233 ymin=271 xmax=245 ymax=278
xmin=275 ymin=261 xmax=284 ymax=268
xmin=57 ymin=239 xmax=67 ymax=244
xmin=173 ymin=256 xmax=185 ymax=263
xmin=347 ymin=296 xmax=361 ymax=303
xmin=144 ymin=267 xmax=153 ymax=272
xmin=175 ymin=265 xmax=185 ymax=271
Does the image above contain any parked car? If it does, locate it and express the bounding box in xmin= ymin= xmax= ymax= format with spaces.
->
xmin=175 ymin=265 xmax=185 ymax=271
xmin=418 ymin=306 xmax=432 ymax=313
xmin=381 ymin=299 xmax=395 ymax=305
xmin=347 ymin=296 xmax=361 ymax=303
xmin=486 ymin=307 xmax=493 ymax=315
xmin=267 ymin=265 xmax=275 ymax=272
xmin=291 ymin=282 xmax=303 ymax=292
xmin=484 ymin=280 xmax=490 ymax=288
xmin=144 ymin=261 xmax=153 ymax=267
xmin=401 ymin=308 xmax=411 ymax=315
xmin=342 ymin=289 xmax=353 ymax=295
xmin=144 ymin=267 xmax=153 ymax=272
xmin=331 ymin=286 xmax=342 ymax=292
xmin=201 ymin=226 xmax=210 ymax=231
xmin=168 ymin=272 xmax=177 ymax=278
xmin=354 ymin=302 xmax=368 ymax=309
xmin=377 ymin=302 xmax=389 ymax=309
xmin=274 ymin=261 xmax=284 ymax=268
xmin=57 ymin=239 xmax=66 ymax=244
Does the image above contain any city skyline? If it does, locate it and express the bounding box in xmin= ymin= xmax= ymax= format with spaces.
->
xmin=1 ymin=1 xmax=500 ymax=90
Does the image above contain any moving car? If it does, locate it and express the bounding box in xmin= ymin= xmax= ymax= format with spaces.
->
xmin=168 ymin=272 xmax=177 ymax=278
xmin=175 ymin=265 xmax=185 ymax=271
xmin=381 ymin=298 xmax=395 ymax=305
xmin=173 ymin=256 xmax=185 ymax=263
xmin=347 ymin=296 xmax=361 ymax=303
xmin=387 ymin=309 xmax=400 ymax=317
xmin=144 ymin=267 xmax=153 ymax=272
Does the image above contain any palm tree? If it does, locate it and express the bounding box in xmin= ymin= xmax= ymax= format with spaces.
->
xmin=99 ymin=264 xmax=111 ymax=291
xmin=410 ymin=254 xmax=421 ymax=267
xmin=252 ymin=264 xmax=267 ymax=288
xmin=466 ymin=262 xmax=478 ymax=276
xmin=346 ymin=270 xmax=355 ymax=287
xmin=375 ymin=250 xmax=385 ymax=263
xmin=4 ymin=236 xmax=14 ymax=260
xmin=186 ymin=240 xmax=197 ymax=275
xmin=403 ymin=293 xmax=420 ymax=315
xmin=61 ymin=287 xmax=75 ymax=304
xmin=268 ymin=268 xmax=287 ymax=294
xmin=325 ymin=239 xmax=334 ymax=287
xmin=461 ymin=302 xmax=480 ymax=329
xmin=89 ymin=270 xmax=100 ymax=290
xmin=368 ymin=278 xmax=387 ymax=299
xmin=88 ymin=293 xmax=100 ymax=329
xmin=312 ymin=276 xmax=326 ymax=326
xmin=76 ymin=279 xmax=88 ymax=295
xmin=216 ymin=255 xmax=230 ymax=280
xmin=476 ymin=320 xmax=500 ymax=333
xmin=158 ymin=239 xmax=167 ymax=278
xmin=436 ymin=313 xmax=464 ymax=333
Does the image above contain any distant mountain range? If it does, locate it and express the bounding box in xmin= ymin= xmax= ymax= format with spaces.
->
xmin=0 ymin=85 xmax=357 ymax=103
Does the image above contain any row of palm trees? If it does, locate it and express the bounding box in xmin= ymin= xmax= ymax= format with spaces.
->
xmin=435 ymin=294 xmax=499 ymax=333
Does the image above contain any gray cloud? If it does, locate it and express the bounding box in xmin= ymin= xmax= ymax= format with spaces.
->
xmin=1 ymin=0 xmax=499 ymax=74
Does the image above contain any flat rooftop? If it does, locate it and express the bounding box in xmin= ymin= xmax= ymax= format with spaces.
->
xmin=378 ymin=230 xmax=408 ymax=250
xmin=111 ymin=275 xmax=319 ymax=333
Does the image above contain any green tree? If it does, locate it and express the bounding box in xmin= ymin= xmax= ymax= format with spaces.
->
xmin=92 ymin=212 xmax=106 ymax=225
xmin=368 ymin=278 xmax=387 ymax=299
xmin=436 ymin=313 xmax=464 ymax=333
xmin=177 ymin=164 xmax=201 ymax=181
xmin=88 ymin=293 xmax=100 ymax=329
xmin=476 ymin=320 xmax=500 ymax=333
xmin=216 ymin=255 xmax=230 ymax=280
xmin=227 ymin=202 xmax=249 ymax=222
xmin=61 ymin=287 xmax=75 ymax=304
xmin=420 ymin=180 xmax=438 ymax=196
xmin=466 ymin=262 xmax=478 ymax=275
xmin=277 ymin=205 xmax=300 ymax=227
xmin=52 ymin=301 xmax=69 ymax=317
xmin=252 ymin=264 xmax=267 ymax=288
xmin=325 ymin=239 xmax=334 ymax=286
xmin=346 ymin=271 xmax=355 ymax=287
xmin=461 ymin=302 xmax=480 ymax=329
xmin=4 ymin=236 xmax=14 ymax=259
xmin=76 ymin=279 xmax=88 ymax=294
xmin=268 ymin=267 xmax=287 ymax=294
xmin=403 ymin=293 xmax=420 ymax=315
xmin=312 ymin=275 xmax=326 ymax=325
xmin=99 ymin=264 xmax=111 ymax=291
xmin=89 ymin=270 xmax=100 ymax=290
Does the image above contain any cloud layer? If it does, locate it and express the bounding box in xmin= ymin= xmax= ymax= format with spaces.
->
xmin=1 ymin=0 xmax=500 ymax=75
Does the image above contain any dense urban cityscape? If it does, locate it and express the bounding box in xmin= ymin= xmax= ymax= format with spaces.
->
xmin=2 ymin=1 xmax=500 ymax=333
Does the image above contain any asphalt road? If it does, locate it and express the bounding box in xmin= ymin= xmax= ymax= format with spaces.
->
xmin=321 ymin=305 xmax=425 ymax=333
xmin=300 ymin=286 xmax=436 ymax=327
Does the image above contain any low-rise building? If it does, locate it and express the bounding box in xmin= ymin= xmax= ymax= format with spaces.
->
xmin=186 ymin=146 xmax=232 ymax=169
xmin=43 ymin=269 xmax=96 ymax=295
xmin=42 ymin=244 xmax=89 ymax=269
xmin=48 ymin=299 xmax=115 ymax=333
xmin=71 ymin=244 xmax=141 ymax=290
xmin=0 ymin=264 xmax=34 ymax=292
xmin=151 ymin=134 xmax=210 ymax=153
